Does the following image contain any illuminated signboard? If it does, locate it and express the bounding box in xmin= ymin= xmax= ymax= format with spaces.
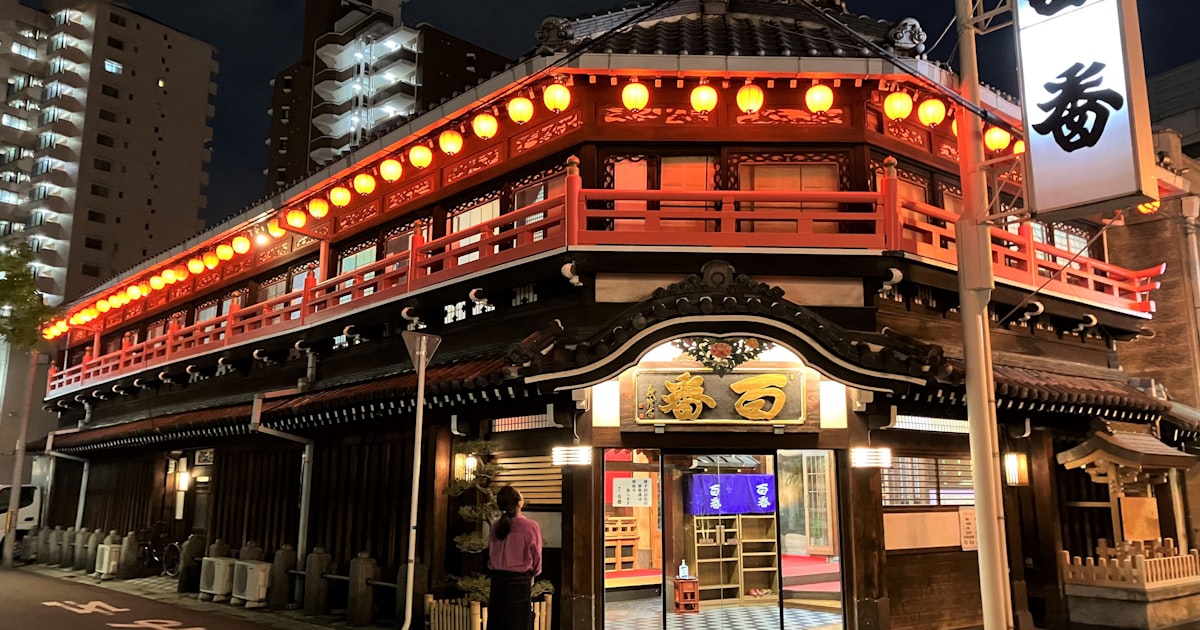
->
xmin=1013 ymin=0 xmax=1157 ymax=221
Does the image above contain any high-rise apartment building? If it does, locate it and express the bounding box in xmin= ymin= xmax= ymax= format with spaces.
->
xmin=2 ymin=0 xmax=216 ymax=304
xmin=264 ymin=0 xmax=509 ymax=190
xmin=0 ymin=0 xmax=217 ymax=485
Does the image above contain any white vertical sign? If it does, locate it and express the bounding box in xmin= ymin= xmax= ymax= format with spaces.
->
xmin=613 ymin=477 xmax=652 ymax=507
xmin=959 ymin=506 xmax=978 ymax=551
xmin=1014 ymin=0 xmax=1157 ymax=221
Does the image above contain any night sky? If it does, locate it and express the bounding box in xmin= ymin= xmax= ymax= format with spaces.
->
xmin=110 ymin=0 xmax=1200 ymax=227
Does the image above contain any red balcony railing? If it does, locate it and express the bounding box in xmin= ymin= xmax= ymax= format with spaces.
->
xmin=46 ymin=168 xmax=1164 ymax=397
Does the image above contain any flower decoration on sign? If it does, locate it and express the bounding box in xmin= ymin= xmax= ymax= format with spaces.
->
xmin=672 ymin=337 xmax=774 ymax=377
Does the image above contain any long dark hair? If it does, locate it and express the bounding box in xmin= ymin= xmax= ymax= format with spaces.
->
xmin=493 ymin=485 xmax=522 ymax=540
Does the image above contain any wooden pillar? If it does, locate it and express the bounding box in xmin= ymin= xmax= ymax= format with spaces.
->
xmin=1029 ymin=428 xmax=1066 ymax=628
xmin=839 ymin=409 xmax=888 ymax=629
xmin=561 ymin=415 xmax=597 ymax=630
xmin=1001 ymin=443 xmax=1036 ymax=630
xmin=425 ymin=425 xmax=451 ymax=590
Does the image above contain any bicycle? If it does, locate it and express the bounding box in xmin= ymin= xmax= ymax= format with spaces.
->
xmin=136 ymin=521 xmax=183 ymax=578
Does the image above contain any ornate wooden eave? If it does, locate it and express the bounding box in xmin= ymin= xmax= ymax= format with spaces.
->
xmin=519 ymin=260 xmax=950 ymax=393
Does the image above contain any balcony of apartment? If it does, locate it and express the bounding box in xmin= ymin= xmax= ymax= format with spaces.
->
xmin=314 ymin=13 xmax=397 ymax=70
xmin=371 ymin=48 xmax=417 ymax=80
xmin=30 ymin=165 xmax=74 ymax=189
xmin=53 ymin=18 xmax=90 ymax=42
xmin=52 ymin=42 xmax=89 ymax=65
xmin=45 ymin=63 xmax=87 ymax=89
xmin=0 ymin=124 xmax=37 ymax=150
xmin=370 ymin=81 xmax=417 ymax=111
xmin=42 ymin=90 xmax=86 ymax=115
xmin=26 ymin=220 xmax=67 ymax=242
xmin=43 ymin=116 xmax=81 ymax=138
xmin=45 ymin=168 xmax=1164 ymax=399
xmin=42 ymin=141 xmax=78 ymax=164
xmin=308 ymin=132 xmax=352 ymax=164
xmin=313 ymin=64 xmax=359 ymax=98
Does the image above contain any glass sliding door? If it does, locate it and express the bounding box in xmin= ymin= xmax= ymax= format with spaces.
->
xmin=603 ymin=449 xmax=664 ymax=630
xmin=778 ymin=450 xmax=843 ymax=629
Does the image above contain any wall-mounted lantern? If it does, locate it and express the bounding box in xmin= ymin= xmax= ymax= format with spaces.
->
xmin=1004 ymin=452 xmax=1029 ymax=486
xmin=552 ymin=445 xmax=592 ymax=466
xmin=850 ymin=446 xmax=893 ymax=468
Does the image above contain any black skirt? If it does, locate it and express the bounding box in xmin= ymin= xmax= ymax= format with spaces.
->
xmin=487 ymin=569 xmax=533 ymax=630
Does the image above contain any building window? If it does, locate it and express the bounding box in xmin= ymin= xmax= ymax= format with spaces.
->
xmin=101 ymin=84 xmax=119 ymax=98
xmin=81 ymin=263 xmax=101 ymax=277
xmin=739 ymin=161 xmax=840 ymax=231
xmin=0 ymin=190 xmax=20 ymax=206
xmin=1 ymin=114 xmax=30 ymax=131
xmin=93 ymin=158 xmax=112 ymax=172
xmin=86 ymin=210 xmax=106 ymax=223
xmin=106 ymin=36 xmax=125 ymax=51
xmin=882 ymin=455 xmax=975 ymax=507
xmin=280 ymin=105 xmax=290 ymax=121
xmin=90 ymin=183 xmax=109 ymax=198
xmin=84 ymin=236 xmax=103 ymax=250
xmin=195 ymin=291 xmax=245 ymax=324
xmin=109 ymin=12 xmax=126 ymax=26
xmin=98 ymin=108 xmax=118 ymax=122
xmin=96 ymin=132 xmax=115 ymax=147
xmin=103 ymin=59 xmax=123 ymax=74
xmin=10 ymin=42 xmax=37 ymax=60
xmin=449 ymin=197 xmax=501 ymax=264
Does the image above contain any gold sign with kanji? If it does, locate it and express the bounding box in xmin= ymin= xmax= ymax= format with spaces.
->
xmin=634 ymin=368 xmax=805 ymax=425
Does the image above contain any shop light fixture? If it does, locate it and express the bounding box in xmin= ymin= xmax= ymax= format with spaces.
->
xmin=543 ymin=83 xmax=571 ymax=114
xmin=621 ymin=80 xmax=650 ymax=113
xmin=1003 ymin=452 xmax=1029 ymax=486
xmin=471 ymin=112 xmax=498 ymax=140
xmin=850 ymin=446 xmax=892 ymax=468
xmin=736 ymin=81 xmax=764 ymax=115
xmin=883 ymin=91 xmax=913 ymax=122
xmin=552 ymin=445 xmax=593 ymax=466
xmin=805 ymin=84 xmax=834 ymax=114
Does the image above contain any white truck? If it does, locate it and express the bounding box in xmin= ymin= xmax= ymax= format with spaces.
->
xmin=0 ymin=484 xmax=41 ymax=558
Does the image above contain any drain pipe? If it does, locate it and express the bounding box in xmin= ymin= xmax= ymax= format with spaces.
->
xmin=247 ymin=348 xmax=318 ymax=558
xmin=43 ymin=429 xmax=88 ymax=530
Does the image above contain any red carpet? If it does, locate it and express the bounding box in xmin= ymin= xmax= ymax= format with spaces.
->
xmin=605 ymin=568 xmax=661 ymax=581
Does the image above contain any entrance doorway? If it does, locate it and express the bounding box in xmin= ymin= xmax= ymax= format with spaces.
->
xmin=602 ymin=449 xmax=844 ymax=630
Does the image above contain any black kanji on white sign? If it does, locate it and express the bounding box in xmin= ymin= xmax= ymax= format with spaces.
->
xmin=1029 ymin=0 xmax=1088 ymax=17
xmin=1033 ymin=61 xmax=1124 ymax=153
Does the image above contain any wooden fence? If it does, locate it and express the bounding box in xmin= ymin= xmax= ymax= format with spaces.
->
xmin=425 ymin=595 xmax=552 ymax=630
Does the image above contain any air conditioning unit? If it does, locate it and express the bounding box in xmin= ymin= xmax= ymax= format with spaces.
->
xmin=231 ymin=560 xmax=272 ymax=608
xmin=95 ymin=543 xmax=121 ymax=580
xmin=199 ymin=557 xmax=237 ymax=602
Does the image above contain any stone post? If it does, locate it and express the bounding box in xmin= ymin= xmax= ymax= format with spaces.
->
xmin=47 ymin=526 xmax=63 ymax=565
xmin=303 ymin=547 xmax=333 ymax=617
xmin=72 ymin=528 xmax=89 ymax=570
xmin=117 ymin=531 xmax=140 ymax=579
xmin=347 ymin=551 xmax=379 ymax=627
xmin=38 ymin=526 xmax=53 ymax=564
xmin=20 ymin=526 xmax=39 ymax=563
xmin=269 ymin=544 xmax=297 ymax=610
xmin=62 ymin=527 xmax=75 ymax=567
xmin=238 ymin=540 xmax=264 ymax=562
xmin=208 ymin=538 xmax=232 ymax=558
xmin=84 ymin=529 xmax=100 ymax=573
xmin=177 ymin=534 xmax=206 ymax=593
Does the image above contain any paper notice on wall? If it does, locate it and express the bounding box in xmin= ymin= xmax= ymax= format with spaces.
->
xmin=613 ymin=477 xmax=653 ymax=507
xmin=958 ymin=506 xmax=978 ymax=551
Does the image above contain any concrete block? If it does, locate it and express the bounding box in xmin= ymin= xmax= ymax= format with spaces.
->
xmin=47 ymin=527 xmax=63 ymax=566
xmin=72 ymin=528 xmax=90 ymax=570
xmin=85 ymin=530 xmax=100 ymax=574
xmin=238 ymin=540 xmax=264 ymax=562
xmin=117 ymin=531 xmax=139 ymax=580
xmin=178 ymin=534 xmax=206 ymax=593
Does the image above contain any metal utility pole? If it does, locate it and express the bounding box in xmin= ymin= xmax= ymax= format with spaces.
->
xmin=953 ymin=1 xmax=1013 ymax=628
xmin=3 ymin=350 xmax=40 ymax=569
xmin=399 ymin=331 xmax=440 ymax=630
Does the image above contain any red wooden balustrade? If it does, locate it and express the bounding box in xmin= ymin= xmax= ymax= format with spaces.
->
xmin=45 ymin=172 xmax=1164 ymax=396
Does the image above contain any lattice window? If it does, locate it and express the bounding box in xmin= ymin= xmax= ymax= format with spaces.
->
xmin=882 ymin=455 xmax=975 ymax=507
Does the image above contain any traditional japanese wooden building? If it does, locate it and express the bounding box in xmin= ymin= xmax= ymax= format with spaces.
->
xmin=29 ymin=2 xmax=1200 ymax=629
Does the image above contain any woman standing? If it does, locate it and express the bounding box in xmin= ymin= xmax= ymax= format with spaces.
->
xmin=487 ymin=485 xmax=542 ymax=630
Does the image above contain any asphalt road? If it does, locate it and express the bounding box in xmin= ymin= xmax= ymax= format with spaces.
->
xmin=0 ymin=569 xmax=278 ymax=629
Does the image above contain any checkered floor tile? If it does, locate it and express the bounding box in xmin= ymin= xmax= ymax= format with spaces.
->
xmin=605 ymin=600 xmax=841 ymax=630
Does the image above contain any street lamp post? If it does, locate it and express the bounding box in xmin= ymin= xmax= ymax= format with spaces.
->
xmin=399 ymin=331 xmax=440 ymax=630
xmin=953 ymin=1 xmax=1013 ymax=628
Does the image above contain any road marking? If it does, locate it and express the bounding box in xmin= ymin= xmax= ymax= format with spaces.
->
xmin=107 ymin=621 xmax=205 ymax=630
xmin=41 ymin=600 xmax=131 ymax=616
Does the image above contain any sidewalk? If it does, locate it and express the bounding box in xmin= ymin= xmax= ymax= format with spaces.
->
xmin=18 ymin=563 xmax=385 ymax=629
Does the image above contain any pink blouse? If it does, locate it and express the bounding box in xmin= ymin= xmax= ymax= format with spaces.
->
xmin=487 ymin=514 xmax=542 ymax=576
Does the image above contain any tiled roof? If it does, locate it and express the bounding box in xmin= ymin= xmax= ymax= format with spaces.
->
xmin=539 ymin=0 xmax=912 ymax=59
xmin=943 ymin=359 xmax=1168 ymax=414
xmin=1057 ymin=419 xmax=1195 ymax=470
xmin=30 ymin=356 xmax=514 ymax=453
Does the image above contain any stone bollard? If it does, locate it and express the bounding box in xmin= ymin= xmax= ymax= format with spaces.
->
xmin=19 ymin=526 xmax=38 ymax=563
xmin=63 ymin=527 xmax=77 ymax=568
xmin=47 ymin=527 xmax=63 ymax=566
xmin=268 ymin=545 xmax=297 ymax=610
xmin=208 ymin=538 xmax=232 ymax=558
xmin=72 ymin=528 xmax=90 ymax=570
xmin=104 ymin=530 xmax=121 ymax=545
xmin=303 ymin=547 xmax=333 ymax=617
xmin=39 ymin=526 xmax=52 ymax=564
xmin=396 ymin=561 xmax=429 ymax=622
xmin=177 ymin=534 xmax=206 ymax=594
xmin=347 ymin=551 xmax=379 ymax=627
xmin=238 ymin=540 xmax=264 ymax=562
xmin=85 ymin=530 xmax=100 ymax=574
xmin=117 ymin=531 xmax=140 ymax=580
